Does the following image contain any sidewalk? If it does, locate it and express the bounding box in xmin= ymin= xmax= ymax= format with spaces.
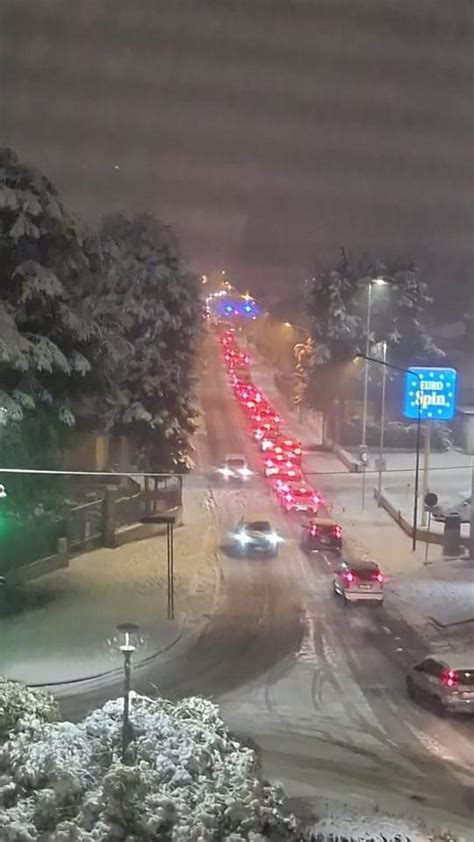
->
xmin=251 ymin=356 xmax=474 ymax=651
xmin=0 ymin=483 xmax=218 ymax=686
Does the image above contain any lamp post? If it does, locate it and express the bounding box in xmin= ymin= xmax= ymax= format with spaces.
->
xmin=116 ymin=622 xmax=140 ymax=763
xmin=140 ymin=513 xmax=176 ymax=619
xmin=361 ymin=278 xmax=387 ymax=448
xmin=355 ymin=354 xmax=422 ymax=551
xmin=376 ymin=341 xmax=388 ymax=502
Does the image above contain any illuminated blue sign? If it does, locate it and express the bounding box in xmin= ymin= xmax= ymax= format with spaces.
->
xmin=403 ymin=367 xmax=457 ymax=421
xmin=216 ymin=298 xmax=261 ymax=318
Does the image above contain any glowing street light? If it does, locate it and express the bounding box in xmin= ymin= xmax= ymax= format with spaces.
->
xmin=116 ymin=622 xmax=140 ymax=763
xmin=0 ymin=484 xmax=7 ymax=499
xmin=361 ymin=277 xmax=389 ymax=453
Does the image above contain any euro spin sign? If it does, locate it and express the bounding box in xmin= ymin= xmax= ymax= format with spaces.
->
xmin=403 ymin=367 xmax=457 ymax=421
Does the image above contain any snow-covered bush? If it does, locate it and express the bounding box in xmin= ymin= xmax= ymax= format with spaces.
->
xmin=0 ymin=690 xmax=303 ymax=841
xmin=0 ymin=679 xmax=59 ymax=739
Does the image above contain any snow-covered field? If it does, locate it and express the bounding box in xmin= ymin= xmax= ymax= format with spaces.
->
xmin=0 ymin=680 xmax=463 ymax=842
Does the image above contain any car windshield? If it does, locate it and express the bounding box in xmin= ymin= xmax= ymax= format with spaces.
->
xmin=246 ymin=521 xmax=272 ymax=533
xmin=226 ymin=459 xmax=245 ymax=468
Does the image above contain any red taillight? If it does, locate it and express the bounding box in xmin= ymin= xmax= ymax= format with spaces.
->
xmin=310 ymin=526 xmax=318 ymax=537
xmin=266 ymin=459 xmax=273 ymax=467
xmin=294 ymin=447 xmax=302 ymax=456
xmin=313 ymin=495 xmax=320 ymax=504
xmin=332 ymin=526 xmax=342 ymax=538
xmin=375 ymin=572 xmax=384 ymax=584
xmin=285 ymin=493 xmax=292 ymax=502
xmin=442 ymin=669 xmax=458 ymax=688
xmin=343 ymin=571 xmax=355 ymax=584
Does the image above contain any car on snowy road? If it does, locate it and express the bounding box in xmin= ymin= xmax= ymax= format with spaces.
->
xmin=277 ymin=482 xmax=321 ymax=514
xmin=406 ymin=652 xmax=474 ymax=715
xmin=432 ymin=495 xmax=471 ymax=523
xmin=333 ymin=560 xmax=384 ymax=604
xmin=301 ymin=517 xmax=342 ymax=554
xmin=230 ymin=515 xmax=283 ymax=558
xmin=216 ymin=454 xmax=252 ymax=482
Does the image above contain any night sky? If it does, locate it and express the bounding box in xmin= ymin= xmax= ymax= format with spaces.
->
xmin=1 ymin=1 xmax=472 ymax=308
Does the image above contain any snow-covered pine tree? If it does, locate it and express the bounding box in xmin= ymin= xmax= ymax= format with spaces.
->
xmin=97 ymin=212 xmax=201 ymax=471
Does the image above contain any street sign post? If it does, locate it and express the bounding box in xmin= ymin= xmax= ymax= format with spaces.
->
xmin=423 ymin=492 xmax=439 ymax=562
xmin=403 ymin=367 xmax=457 ymax=421
xmin=404 ymin=367 xmax=457 ymax=534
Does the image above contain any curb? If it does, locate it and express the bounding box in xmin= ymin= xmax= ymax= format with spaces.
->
xmin=331 ymin=443 xmax=360 ymax=472
xmin=26 ymin=613 xmax=187 ymax=692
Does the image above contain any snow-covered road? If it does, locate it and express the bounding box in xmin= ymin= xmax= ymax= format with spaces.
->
xmin=59 ymin=338 xmax=474 ymax=836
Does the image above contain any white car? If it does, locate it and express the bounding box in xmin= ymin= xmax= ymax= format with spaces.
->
xmin=333 ymin=560 xmax=384 ymax=604
xmin=231 ymin=515 xmax=283 ymax=558
xmin=432 ymin=495 xmax=471 ymax=523
xmin=217 ymin=454 xmax=252 ymax=482
xmin=406 ymin=652 xmax=474 ymax=715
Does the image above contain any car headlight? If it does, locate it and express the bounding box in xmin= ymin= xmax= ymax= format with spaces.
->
xmin=236 ymin=532 xmax=251 ymax=545
xmin=239 ymin=467 xmax=252 ymax=478
xmin=218 ymin=467 xmax=232 ymax=479
xmin=268 ymin=531 xmax=282 ymax=545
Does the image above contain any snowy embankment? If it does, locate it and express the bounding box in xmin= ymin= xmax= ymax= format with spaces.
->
xmin=0 ymin=680 xmax=462 ymax=841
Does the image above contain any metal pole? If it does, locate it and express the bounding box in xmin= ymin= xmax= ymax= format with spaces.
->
xmin=166 ymin=522 xmax=175 ymax=620
xmin=425 ymin=510 xmax=432 ymax=562
xmin=170 ymin=522 xmax=175 ymax=619
xmin=469 ymin=457 xmax=474 ymax=560
xmin=412 ymin=386 xmax=422 ymax=552
xmin=421 ymin=423 xmax=431 ymax=527
xmin=122 ymin=649 xmax=132 ymax=763
xmin=377 ymin=341 xmax=387 ymax=504
xmin=361 ymin=282 xmax=372 ymax=448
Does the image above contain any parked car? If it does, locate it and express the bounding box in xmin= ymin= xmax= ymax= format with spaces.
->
xmin=302 ymin=517 xmax=342 ymax=553
xmin=333 ymin=560 xmax=384 ymax=603
xmin=406 ymin=653 xmax=474 ymax=715
xmin=432 ymin=495 xmax=471 ymax=523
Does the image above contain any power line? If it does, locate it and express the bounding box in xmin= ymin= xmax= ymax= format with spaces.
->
xmin=0 ymin=468 xmax=183 ymax=478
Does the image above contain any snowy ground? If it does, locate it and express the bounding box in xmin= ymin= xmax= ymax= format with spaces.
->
xmin=4 ymin=340 xmax=473 ymax=839
xmin=0 ymin=483 xmax=219 ymax=685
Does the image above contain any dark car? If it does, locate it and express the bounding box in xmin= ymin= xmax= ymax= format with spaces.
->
xmin=302 ymin=517 xmax=342 ymax=553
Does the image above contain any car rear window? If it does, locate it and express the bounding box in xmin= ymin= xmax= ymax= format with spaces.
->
xmin=352 ymin=567 xmax=379 ymax=581
xmin=248 ymin=521 xmax=271 ymax=532
xmin=227 ymin=459 xmax=245 ymax=468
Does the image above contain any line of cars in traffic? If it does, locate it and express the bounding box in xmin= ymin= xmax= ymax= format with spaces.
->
xmin=216 ymin=332 xmax=387 ymax=600
xmin=214 ymin=329 xmax=474 ymax=716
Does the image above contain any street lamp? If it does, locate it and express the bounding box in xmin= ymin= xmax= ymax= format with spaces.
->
xmin=116 ymin=622 xmax=140 ymax=763
xmin=376 ymin=341 xmax=388 ymax=503
xmin=355 ymin=353 xmax=422 ymax=551
xmin=361 ymin=278 xmax=387 ymax=449
xmin=0 ymin=484 xmax=7 ymax=499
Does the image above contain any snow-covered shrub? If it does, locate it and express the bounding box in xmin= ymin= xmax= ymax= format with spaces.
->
xmin=0 ymin=679 xmax=59 ymax=739
xmin=0 ymin=691 xmax=303 ymax=841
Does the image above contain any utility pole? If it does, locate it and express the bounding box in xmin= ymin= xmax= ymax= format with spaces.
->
xmin=421 ymin=423 xmax=431 ymax=527
xmin=376 ymin=341 xmax=387 ymax=503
